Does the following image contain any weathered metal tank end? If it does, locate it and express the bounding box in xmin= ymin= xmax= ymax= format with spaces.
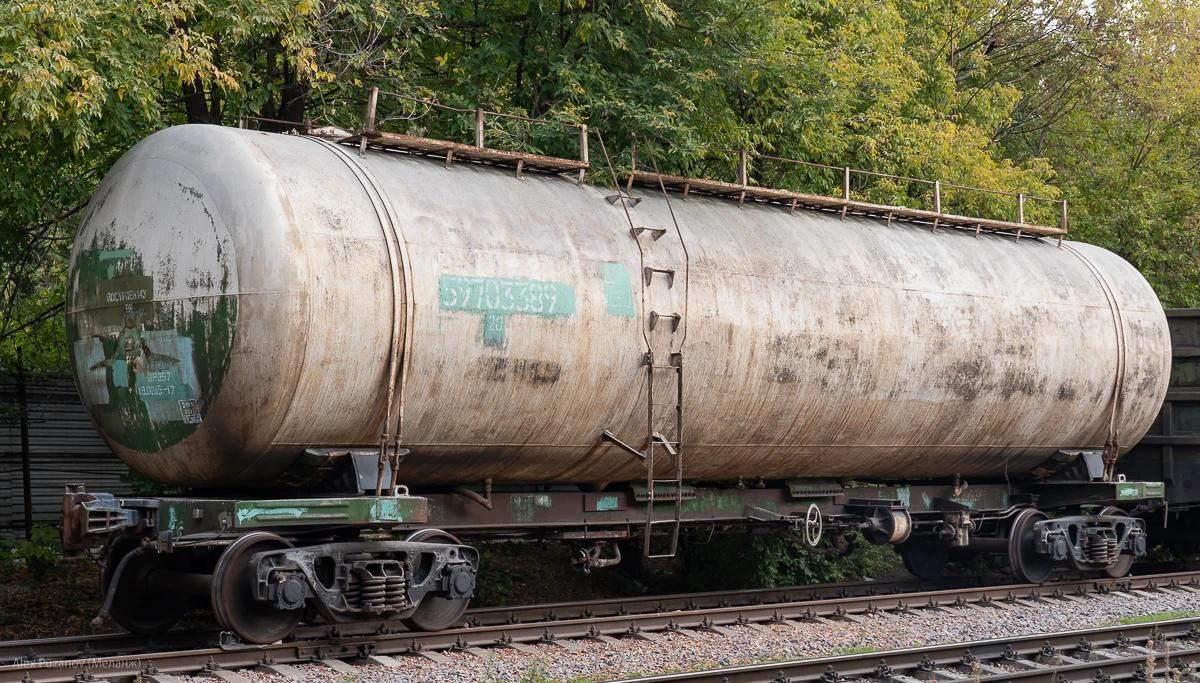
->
xmin=67 ymin=150 xmax=239 ymax=476
xmin=66 ymin=125 xmax=1173 ymax=488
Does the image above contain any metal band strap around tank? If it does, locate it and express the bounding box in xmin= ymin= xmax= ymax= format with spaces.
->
xmin=309 ymin=137 xmax=415 ymax=492
xmin=1059 ymin=241 xmax=1128 ymax=478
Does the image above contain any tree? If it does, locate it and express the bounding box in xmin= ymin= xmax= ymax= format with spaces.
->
xmin=0 ymin=0 xmax=434 ymax=374
xmin=2 ymin=0 xmax=1195 ymax=375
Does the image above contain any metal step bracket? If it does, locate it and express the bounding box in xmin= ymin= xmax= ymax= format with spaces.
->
xmin=631 ymin=226 xmax=667 ymax=240
xmin=648 ymin=311 xmax=682 ymax=332
xmin=608 ymin=191 xmax=642 ymax=207
xmin=600 ymin=429 xmax=647 ymax=462
xmin=643 ymin=266 xmax=676 ymax=286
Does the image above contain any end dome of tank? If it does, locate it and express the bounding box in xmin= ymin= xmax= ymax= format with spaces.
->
xmin=67 ymin=125 xmax=308 ymax=485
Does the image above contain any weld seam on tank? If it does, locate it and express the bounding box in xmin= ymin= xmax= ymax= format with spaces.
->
xmin=310 ymin=137 xmax=412 ymax=449
xmin=1060 ymin=242 xmax=1128 ymax=454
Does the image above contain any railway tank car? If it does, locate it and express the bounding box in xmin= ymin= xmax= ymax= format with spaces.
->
xmin=62 ymin=120 xmax=1172 ymax=644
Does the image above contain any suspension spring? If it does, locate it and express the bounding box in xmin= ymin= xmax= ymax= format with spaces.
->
xmin=345 ymin=573 xmax=362 ymax=607
xmin=386 ymin=575 xmax=406 ymax=609
xmin=358 ymin=570 xmax=387 ymax=608
xmin=1083 ymin=531 xmax=1119 ymax=564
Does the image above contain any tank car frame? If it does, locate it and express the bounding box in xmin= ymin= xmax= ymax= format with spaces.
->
xmin=63 ymin=448 xmax=1160 ymax=643
xmin=56 ymin=111 xmax=1170 ymax=644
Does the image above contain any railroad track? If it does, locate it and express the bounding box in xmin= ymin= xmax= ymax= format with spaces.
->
xmin=0 ymin=573 xmax=994 ymax=665
xmin=615 ymin=616 xmax=1200 ymax=682
xmin=3 ymin=570 xmax=1199 ymax=682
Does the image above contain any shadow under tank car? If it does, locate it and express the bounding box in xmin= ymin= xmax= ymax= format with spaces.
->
xmin=61 ymin=119 xmax=1170 ymax=644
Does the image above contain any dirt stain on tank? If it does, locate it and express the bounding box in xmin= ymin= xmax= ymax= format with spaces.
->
xmin=470 ymin=357 xmax=562 ymax=385
xmin=945 ymin=358 xmax=988 ymax=401
xmin=999 ymin=368 xmax=1045 ymax=399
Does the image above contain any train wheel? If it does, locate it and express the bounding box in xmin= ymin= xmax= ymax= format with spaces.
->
xmin=211 ymin=532 xmax=302 ymax=644
xmin=898 ymin=540 xmax=949 ymax=580
xmin=1100 ymin=506 xmax=1135 ymax=578
xmin=1008 ymin=508 xmax=1053 ymax=583
xmin=101 ymin=538 xmax=187 ymax=635
xmin=403 ymin=529 xmax=472 ymax=631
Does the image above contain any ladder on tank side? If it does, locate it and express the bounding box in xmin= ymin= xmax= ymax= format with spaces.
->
xmin=596 ymin=132 xmax=689 ymax=559
xmin=643 ymin=350 xmax=684 ymax=559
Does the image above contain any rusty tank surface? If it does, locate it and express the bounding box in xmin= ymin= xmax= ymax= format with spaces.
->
xmin=66 ymin=124 xmax=1172 ymax=488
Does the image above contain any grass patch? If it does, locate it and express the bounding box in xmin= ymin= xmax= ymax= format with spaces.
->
xmin=1116 ymin=610 xmax=1200 ymax=625
xmin=831 ymin=645 xmax=880 ymax=656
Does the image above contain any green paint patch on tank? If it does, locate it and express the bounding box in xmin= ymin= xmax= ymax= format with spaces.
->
xmin=509 ymin=494 xmax=553 ymax=523
xmin=601 ymin=262 xmax=636 ymax=318
xmin=1119 ymin=482 xmax=1165 ymax=500
xmin=438 ymin=274 xmax=575 ymax=347
xmin=233 ymin=497 xmax=428 ymax=527
xmin=595 ymin=495 xmax=620 ymax=512
xmin=682 ymin=493 xmax=745 ymax=514
xmin=149 ymin=497 xmax=430 ymax=536
xmin=67 ymin=236 xmax=237 ymax=453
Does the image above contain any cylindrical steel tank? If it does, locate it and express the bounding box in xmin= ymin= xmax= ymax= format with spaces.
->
xmin=67 ymin=125 xmax=1172 ymax=487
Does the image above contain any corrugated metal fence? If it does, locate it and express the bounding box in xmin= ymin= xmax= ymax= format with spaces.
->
xmin=1121 ymin=309 xmax=1200 ymax=509
xmin=0 ymin=376 xmax=132 ymax=538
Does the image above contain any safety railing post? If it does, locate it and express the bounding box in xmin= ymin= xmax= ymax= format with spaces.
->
xmin=360 ymin=87 xmax=379 ymax=154
xmin=739 ymin=149 xmax=749 ymax=187
xmin=934 ymin=180 xmax=942 ymax=214
xmin=1061 ymin=199 xmax=1068 ymax=232
xmin=626 ymin=133 xmax=638 ymax=193
xmin=578 ymin=124 xmax=589 ymax=185
xmin=1017 ymin=193 xmax=1025 ymax=224
xmin=475 ymin=106 xmax=485 ymax=148
xmin=842 ymin=167 xmax=851 ymax=201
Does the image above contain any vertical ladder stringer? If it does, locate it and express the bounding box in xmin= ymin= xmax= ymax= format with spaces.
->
xmin=643 ymin=354 xmax=684 ymax=559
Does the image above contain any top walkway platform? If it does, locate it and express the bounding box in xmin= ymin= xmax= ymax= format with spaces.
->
xmin=320 ymin=88 xmax=1068 ymax=239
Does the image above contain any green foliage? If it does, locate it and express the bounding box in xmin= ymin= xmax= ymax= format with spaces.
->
xmin=992 ymin=0 xmax=1200 ymax=306
xmin=1 ymin=525 xmax=64 ymax=577
xmin=519 ymin=665 xmax=595 ymax=683
xmin=469 ymin=540 xmax=645 ymax=606
xmin=1 ymin=0 xmax=1197 ymax=376
xmin=1116 ymin=610 xmax=1200 ymax=625
xmin=677 ymin=532 xmax=900 ymax=590
xmin=831 ymin=645 xmax=880 ymax=656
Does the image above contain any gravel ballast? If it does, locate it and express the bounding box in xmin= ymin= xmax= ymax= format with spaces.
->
xmin=199 ymin=589 xmax=1200 ymax=682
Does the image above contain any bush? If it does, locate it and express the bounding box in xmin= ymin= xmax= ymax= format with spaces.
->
xmin=2 ymin=525 xmax=64 ymax=577
xmin=676 ymin=531 xmax=900 ymax=591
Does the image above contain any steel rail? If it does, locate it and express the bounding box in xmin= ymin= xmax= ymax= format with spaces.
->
xmin=461 ymin=573 xmax=1001 ymax=626
xmin=3 ymin=571 xmax=1199 ymax=682
xmin=0 ymin=574 xmax=995 ymax=665
xmin=610 ymin=617 xmax=1200 ymax=682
